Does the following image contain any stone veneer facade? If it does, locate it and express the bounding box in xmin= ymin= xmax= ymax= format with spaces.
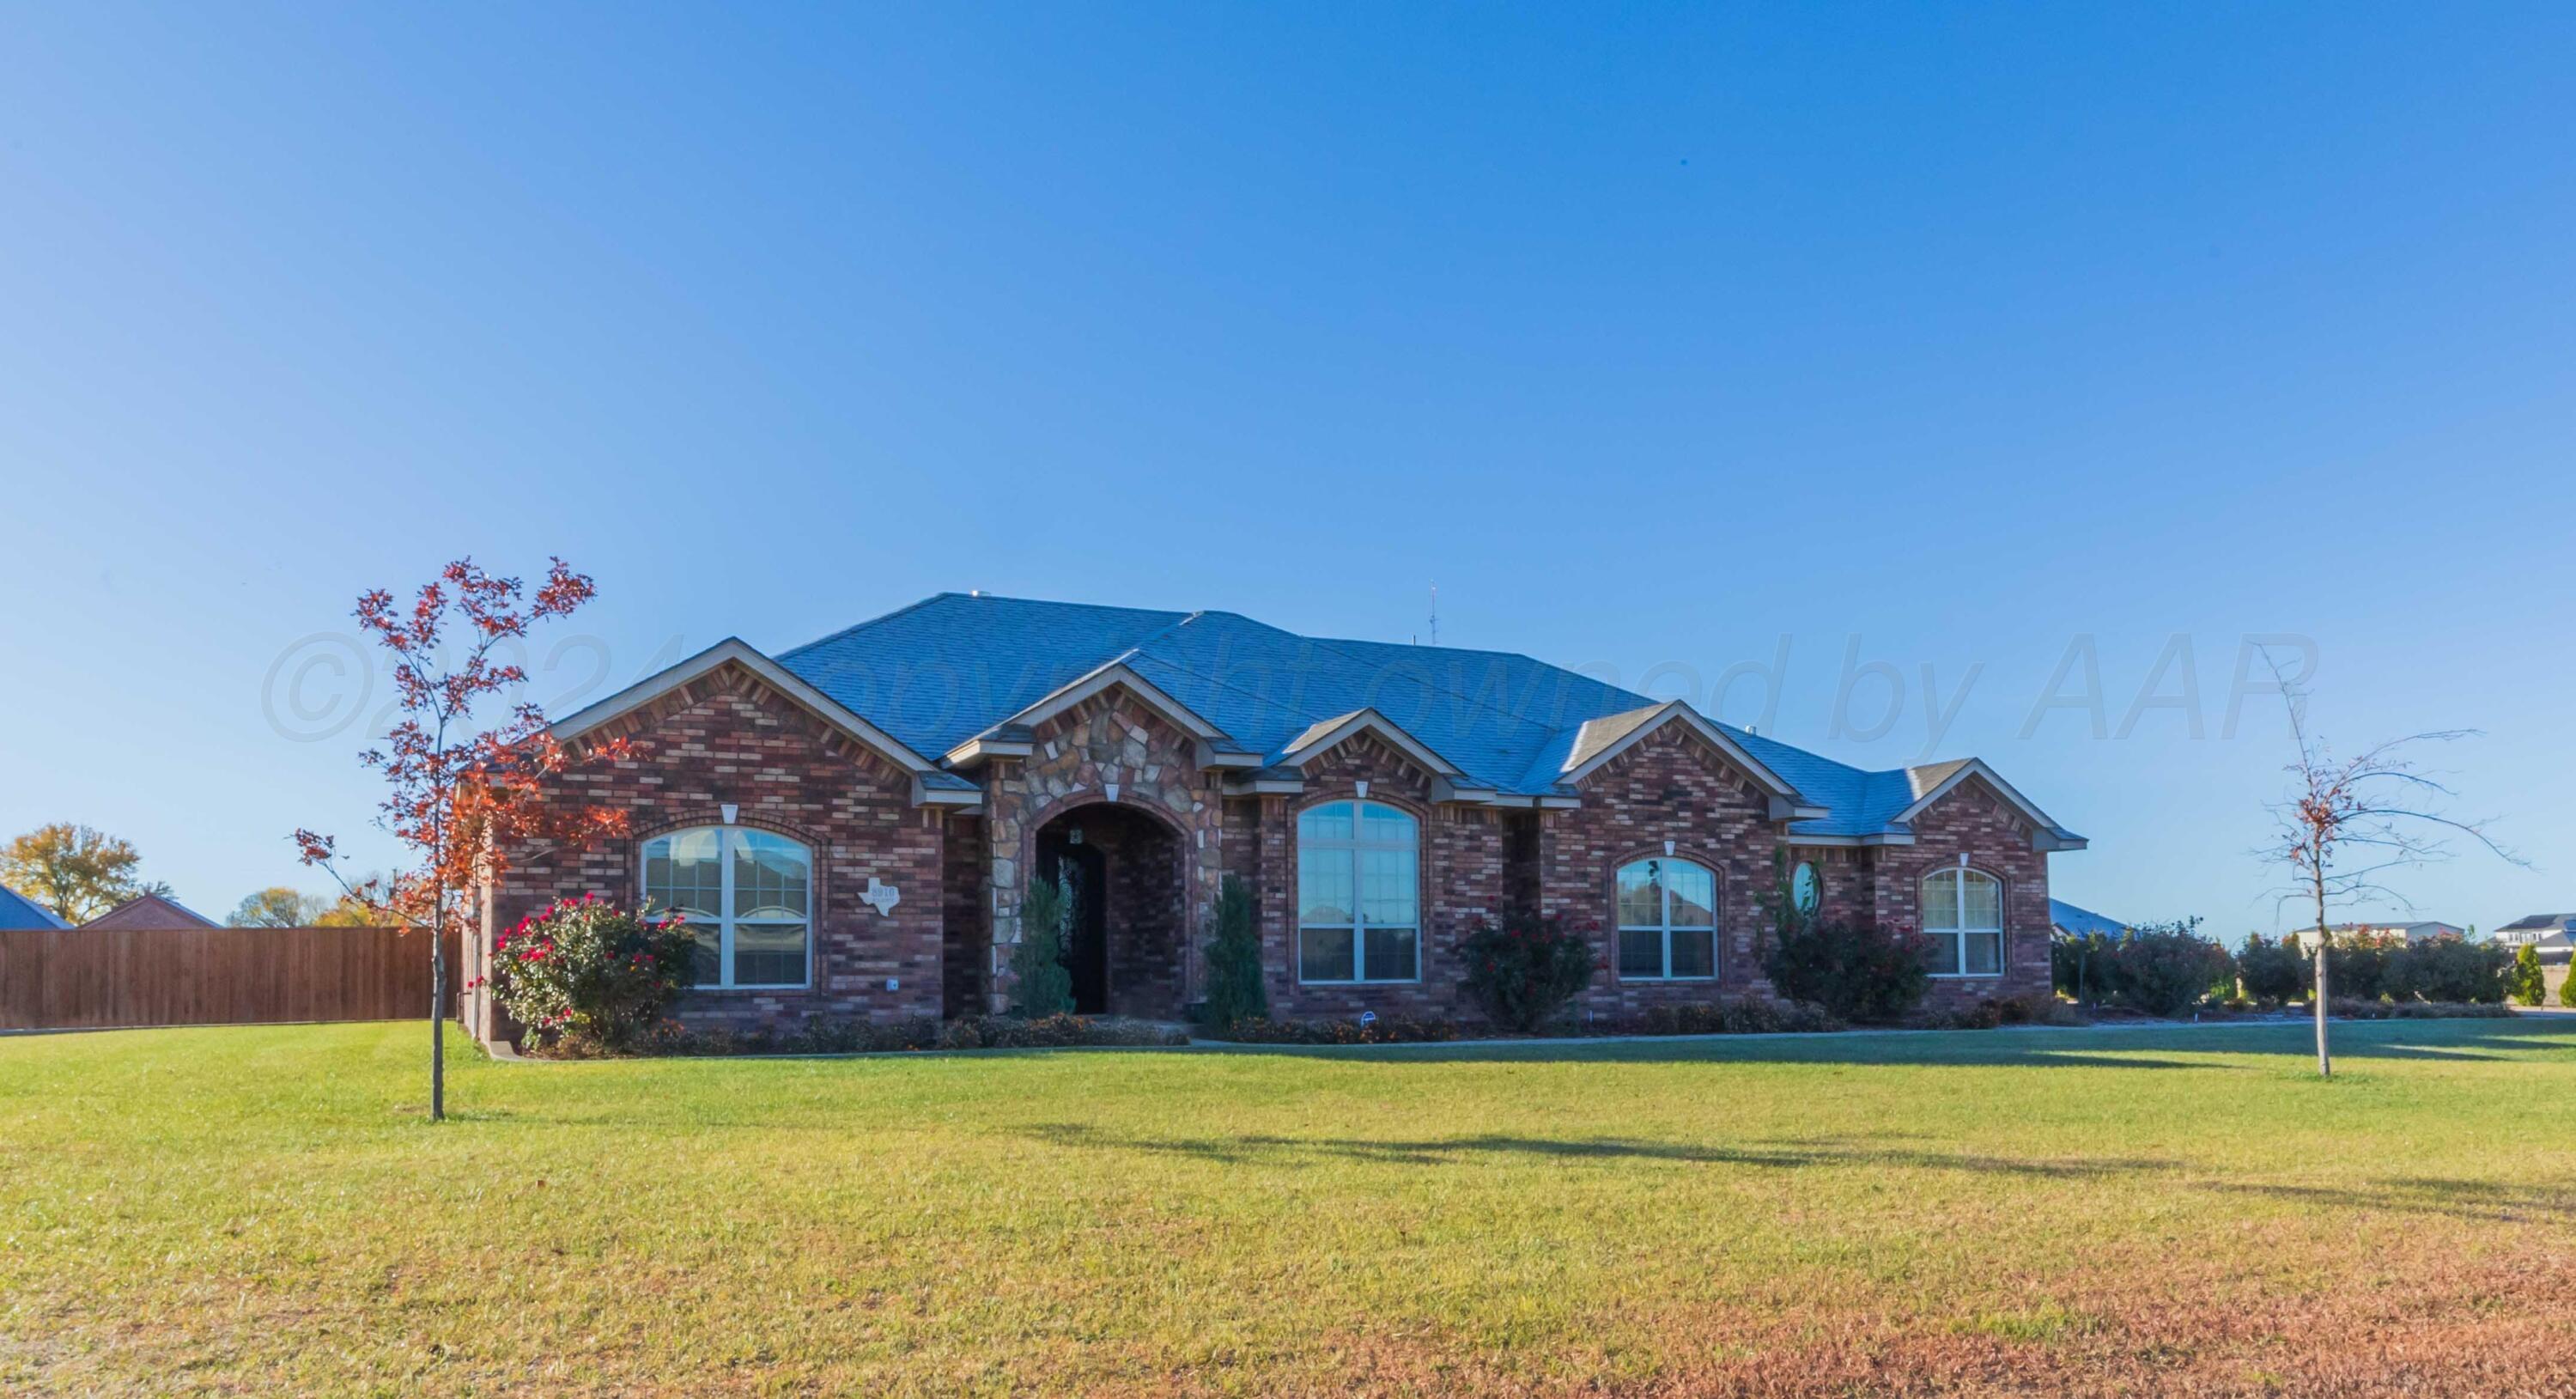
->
xmin=467 ymin=664 xmax=2060 ymax=1043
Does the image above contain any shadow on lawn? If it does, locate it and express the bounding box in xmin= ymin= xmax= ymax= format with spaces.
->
xmin=1209 ymin=1019 xmax=2576 ymax=1072
xmin=2205 ymin=1175 xmax=2576 ymax=1224
xmin=1021 ymin=1121 xmax=2177 ymax=1177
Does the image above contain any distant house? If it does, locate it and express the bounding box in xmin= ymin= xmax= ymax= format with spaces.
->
xmin=2494 ymin=914 xmax=2575 ymax=952
xmin=0 ymin=882 xmax=70 ymax=930
xmin=2049 ymin=899 xmax=2128 ymax=938
xmin=2286 ymin=921 xmax=2464 ymax=952
xmin=81 ymin=893 xmax=219 ymax=930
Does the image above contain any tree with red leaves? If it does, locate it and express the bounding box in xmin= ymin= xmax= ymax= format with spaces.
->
xmin=2257 ymin=650 xmax=2519 ymax=1080
xmin=297 ymin=557 xmax=630 ymax=1120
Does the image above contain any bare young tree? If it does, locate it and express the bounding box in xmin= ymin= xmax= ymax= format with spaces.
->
xmin=2259 ymin=653 xmax=2521 ymax=1078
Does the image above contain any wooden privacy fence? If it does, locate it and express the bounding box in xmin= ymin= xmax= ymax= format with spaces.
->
xmin=0 ymin=925 xmax=460 ymax=1031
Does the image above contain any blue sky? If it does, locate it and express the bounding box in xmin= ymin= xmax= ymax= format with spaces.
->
xmin=2 ymin=4 xmax=2568 ymax=934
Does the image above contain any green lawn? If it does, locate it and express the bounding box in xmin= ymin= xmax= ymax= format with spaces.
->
xmin=5 ymin=1019 xmax=2574 ymax=1396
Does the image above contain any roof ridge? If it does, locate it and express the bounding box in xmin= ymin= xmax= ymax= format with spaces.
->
xmin=775 ymin=592 xmax=963 ymax=661
xmin=1288 ymin=631 xmax=1651 ymax=746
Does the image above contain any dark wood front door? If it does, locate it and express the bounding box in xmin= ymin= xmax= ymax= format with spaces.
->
xmin=1036 ymin=832 xmax=1109 ymax=1014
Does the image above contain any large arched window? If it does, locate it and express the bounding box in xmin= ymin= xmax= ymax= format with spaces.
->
xmin=1615 ymin=858 xmax=1717 ymax=980
xmin=1297 ymin=800 xmax=1419 ymax=983
xmin=1920 ymin=866 xmax=2002 ymax=976
xmin=642 ymin=826 xmax=812 ymax=989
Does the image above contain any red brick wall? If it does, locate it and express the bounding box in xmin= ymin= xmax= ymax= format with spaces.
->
xmin=1537 ymin=722 xmax=1783 ymax=1019
xmin=473 ymin=661 xmax=945 ymax=1042
xmin=1868 ymin=778 xmax=2052 ymax=1009
xmin=941 ymin=813 xmax=988 ymax=1016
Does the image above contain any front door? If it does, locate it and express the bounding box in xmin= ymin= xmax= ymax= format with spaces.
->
xmin=1035 ymin=831 xmax=1109 ymax=1014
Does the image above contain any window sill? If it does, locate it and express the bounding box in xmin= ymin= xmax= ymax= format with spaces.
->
xmin=1295 ymin=979 xmax=1425 ymax=988
xmin=1926 ymin=973 xmax=2005 ymax=981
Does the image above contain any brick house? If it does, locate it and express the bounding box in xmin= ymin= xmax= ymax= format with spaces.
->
xmin=462 ymin=593 xmax=2087 ymax=1043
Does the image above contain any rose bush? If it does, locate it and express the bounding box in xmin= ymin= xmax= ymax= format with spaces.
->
xmin=482 ymin=894 xmax=699 ymax=1052
xmin=1458 ymin=910 xmax=1600 ymax=1032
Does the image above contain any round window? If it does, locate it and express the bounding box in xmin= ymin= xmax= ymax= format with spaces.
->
xmin=1790 ymin=861 xmax=1822 ymax=915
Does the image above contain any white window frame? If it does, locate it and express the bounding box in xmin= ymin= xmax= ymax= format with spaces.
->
xmin=1921 ymin=866 xmax=2004 ymax=978
xmin=1296 ymin=800 xmax=1422 ymax=984
xmin=641 ymin=825 xmax=814 ymax=991
xmin=1615 ymin=858 xmax=1719 ymax=982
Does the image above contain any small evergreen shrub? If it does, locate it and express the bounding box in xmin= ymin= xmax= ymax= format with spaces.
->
xmin=1199 ymin=873 xmax=1267 ymax=1028
xmin=1919 ymin=992 xmax=2085 ymax=1031
xmin=2507 ymin=944 xmax=2547 ymax=1007
xmin=2328 ymin=997 xmax=2513 ymax=1020
xmin=1209 ymin=1016 xmax=1464 ymax=1044
xmin=2561 ymin=962 xmax=2576 ymax=1009
xmin=1458 ymin=909 xmax=1599 ymax=1031
xmin=1764 ymin=918 xmax=1930 ymax=1022
xmin=2235 ymin=934 xmax=2312 ymax=1005
xmin=1590 ymin=998 xmax=1846 ymax=1037
xmin=1010 ymin=875 xmax=1076 ymax=1017
xmin=484 ymin=894 xmax=698 ymax=1052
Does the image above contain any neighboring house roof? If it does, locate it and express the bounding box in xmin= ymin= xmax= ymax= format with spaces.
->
xmin=2323 ymin=921 xmax=2463 ymax=937
xmin=757 ymin=593 xmax=2084 ymax=845
xmin=0 ymin=882 xmax=70 ymax=930
xmin=2497 ymin=913 xmax=2576 ymax=935
xmin=81 ymin=893 xmax=217 ymax=929
xmin=2049 ymin=899 xmax=2127 ymax=938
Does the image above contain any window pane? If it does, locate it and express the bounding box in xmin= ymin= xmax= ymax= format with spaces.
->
xmin=1615 ymin=862 xmax=1662 ymax=928
xmin=1298 ymin=802 xmax=1354 ymax=843
xmin=1964 ymin=932 xmax=2003 ymax=976
xmin=732 ymin=830 xmax=811 ymax=922
xmin=1359 ymin=802 xmax=1415 ymax=844
xmin=1670 ymin=927 xmax=1715 ymax=978
xmin=1791 ymin=862 xmax=1821 ymax=914
xmin=646 ymin=829 xmax=722 ymax=921
xmin=732 ymin=922 xmax=808 ymax=987
xmin=1666 ymin=863 xmax=1716 ymax=928
xmin=1920 ymin=870 xmax=1959 ymax=932
xmin=1960 ymin=872 xmax=2002 ymax=930
xmin=1297 ymin=855 xmax=1353 ymax=927
xmin=1299 ymin=927 xmax=1355 ymax=982
xmin=1618 ymin=928 xmax=1665 ymax=978
xmin=1362 ymin=926 xmax=1418 ymax=982
xmin=688 ymin=927 xmax=720 ymax=986
xmin=1358 ymin=849 xmax=1416 ymax=927
xmin=1923 ymin=930 xmax=1963 ymax=976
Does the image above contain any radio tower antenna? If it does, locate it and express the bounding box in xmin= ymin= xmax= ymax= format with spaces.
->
xmin=1428 ymin=583 xmax=1439 ymax=648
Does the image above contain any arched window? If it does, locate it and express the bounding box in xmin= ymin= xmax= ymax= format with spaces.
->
xmin=1615 ymin=858 xmax=1717 ymax=980
xmin=1297 ymin=800 xmax=1419 ymax=982
xmin=642 ymin=826 xmax=812 ymax=989
xmin=1920 ymin=867 xmax=2002 ymax=976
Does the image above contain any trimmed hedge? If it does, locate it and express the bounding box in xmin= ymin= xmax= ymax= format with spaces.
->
xmin=1208 ymin=1015 xmax=1465 ymax=1044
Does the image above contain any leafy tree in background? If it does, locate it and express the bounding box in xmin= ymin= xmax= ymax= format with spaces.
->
xmin=229 ymin=887 xmax=329 ymax=927
xmin=0 ymin=823 xmax=164 ymax=923
xmin=2561 ymin=963 xmax=2576 ymax=1010
xmin=296 ymin=557 xmax=630 ymax=1122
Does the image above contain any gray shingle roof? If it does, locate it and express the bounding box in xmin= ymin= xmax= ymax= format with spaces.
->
xmin=2049 ymin=899 xmax=2126 ymax=937
xmin=775 ymin=593 xmax=2080 ymax=842
xmin=0 ymin=882 xmax=68 ymax=930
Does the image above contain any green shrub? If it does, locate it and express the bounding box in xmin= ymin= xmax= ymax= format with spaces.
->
xmin=938 ymin=1014 xmax=1189 ymax=1049
xmin=1209 ymin=1016 xmax=1464 ymax=1044
xmin=1009 ymin=875 xmax=1076 ymax=1017
xmin=1764 ymin=918 xmax=1930 ymax=1023
xmin=1199 ymin=873 xmax=1266 ymax=1028
xmin=2235 ymin=934 xmax=2312 ymax=1005
xmin=1458 ymin=909 xmax=1598 ymax=1031
xmin=2387 ymin=937 xmax=2511 ymax=1004
xmin=2561 ymin=962 xmax=2576 ymax=1009
xmin=1591 ymin=998 xmax=1846 ymax=1037
xmin=630 ymin=1013 xmax=1186 ymax=1055
xmin=1920 ymin=992 xmax=2084 ymax=1031
xmin=2329 ymin=997 xmax=2513 ymax=1020
xmin=484 ymin=894 xmax=699 ymax=1052
xmin=2324 ymin=937 xmax=2393 ymax=1002
xmin=2094 ymin=920 xmax=2234 ymax=1018
xmin=2507 ymin=944 xmax=2547 ymax=1007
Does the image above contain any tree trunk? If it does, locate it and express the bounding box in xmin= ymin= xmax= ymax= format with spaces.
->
xmin=2312 ymin=934 xmax=2331 ymax=1080
xmin=430 ymin=928 xmax=446 ymax=1123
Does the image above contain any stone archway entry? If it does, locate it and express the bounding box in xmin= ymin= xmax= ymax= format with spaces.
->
xmin=1030 ymin=804 xmax=1188 ymax=1019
